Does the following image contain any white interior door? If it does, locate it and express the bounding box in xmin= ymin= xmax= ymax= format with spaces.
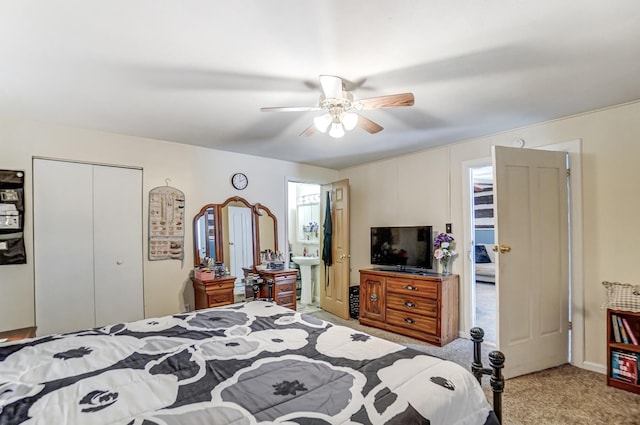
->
xmin=228 ymin=206 xmax=253 ymax=279
xmin=34 ymin=159 xmax=95 ymax=335
xmin=493 ymin=146 xmax=569 ymax=378
xmin=93 ymin=165 xmax=144 ymax=326
xmin=34 ymin=159 xmax=143 ymax=336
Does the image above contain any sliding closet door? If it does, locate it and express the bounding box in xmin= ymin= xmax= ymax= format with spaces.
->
xmin=34 ymin=159 xmax=96 ymax=335
xmin=93 ymin=165 xmax=143 ymax=327
xmin=34 ymin=159 xmax=143 ymax=336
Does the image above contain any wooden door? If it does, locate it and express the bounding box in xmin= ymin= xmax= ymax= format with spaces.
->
xmin=359 ymin=272 xmax=385 ymax=321
xmin=320 ymin=179 xmax=350 ymax=319
xmin=493 ymin=146 xmax=569 ymax=378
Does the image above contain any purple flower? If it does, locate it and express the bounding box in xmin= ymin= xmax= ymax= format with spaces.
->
xmin=433 ymin=233 xmax=454 ymax=248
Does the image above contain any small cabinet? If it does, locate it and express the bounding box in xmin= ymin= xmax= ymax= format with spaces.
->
xmin=607 ymin=309 xmax=640 ymax=394
xmin=258 ymin=269 xmax=298 ymax=310
xmin=192 ymin=275 xmax=236 ymax=309
xmin=359 ymin=269 xmax=459 ymax=347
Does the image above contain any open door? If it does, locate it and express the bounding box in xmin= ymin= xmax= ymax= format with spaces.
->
xmin=320 ymin=179 xmax=350 ymax=319
xmin=493 ymin=146 xmax=569 ymax=379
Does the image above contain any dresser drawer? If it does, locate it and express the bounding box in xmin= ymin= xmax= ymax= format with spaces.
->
xmin=275 ymin=280 xmax=296 ymax=293
xmin=386 ymin=277 xmax=438 ymax=299
xmin=207 ymin=289 xmax=234 ymax=307
xmin=386 ymin=292 xmax=438 ymax=317
xmin=276 ymin=292 xmax=296 ymax=308
xmin=386 ymin=308 xmax=437 ymax=335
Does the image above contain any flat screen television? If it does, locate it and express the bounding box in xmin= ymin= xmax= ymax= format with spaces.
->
xmin=370 ymin=226 xmax=433 ymax=269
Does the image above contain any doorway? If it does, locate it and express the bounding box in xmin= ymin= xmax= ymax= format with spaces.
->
xmin=287 ymin=181 xmax=322 ymax=313
xmin=463 ymin=140 xmax=585 ymax=376
xmin=471 ymin=165 xmax=496 ymax=344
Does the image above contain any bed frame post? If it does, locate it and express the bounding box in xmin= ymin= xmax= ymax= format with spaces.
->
xmin=470 ymin=327 xmax=505 ymax=424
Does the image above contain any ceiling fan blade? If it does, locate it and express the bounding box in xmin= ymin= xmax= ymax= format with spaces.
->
xmin=319 ymin=75 xmax=343 ymax=99
xmin=300 ymin=123 xmax=317 ymax=137
xmin=356 ymin=93 xmax=415 ymax=110
xmin=261 ymin=106 xmax=322 ymax=112
xmin=357 ymin=114 xmax=384 ymax=134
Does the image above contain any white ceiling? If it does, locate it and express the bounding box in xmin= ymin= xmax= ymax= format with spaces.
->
xmin=2 ymin=1 xmax=640 ymax=170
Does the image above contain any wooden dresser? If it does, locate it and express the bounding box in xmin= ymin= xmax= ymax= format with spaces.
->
xmin=258 ymin=269 xmax=298 ymax=310
xmin=191 ymin=275 xmax=237 ymax=309
xmin=359 ymin=269 xmax=459 ymax=346
xmin=0 ymin=326 xmax=37 ymax=342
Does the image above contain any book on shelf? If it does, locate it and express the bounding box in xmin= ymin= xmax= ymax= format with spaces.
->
xmin=617 ymin=316 xmax=630 ymax=344
xmin=622 ymin=317 xmax=639 ymax=345
xmin=612 ymin=313 xmax=622 ymax=343
xmin=611 ymin=350 xmax=638 ymax=384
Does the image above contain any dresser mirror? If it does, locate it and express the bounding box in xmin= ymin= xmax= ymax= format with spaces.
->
xmin=193 ymin=197 xmax=278 ymax=272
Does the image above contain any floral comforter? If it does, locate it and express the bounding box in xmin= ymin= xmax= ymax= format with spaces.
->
xmin=0 ymin=301 xmax=498 ymax=424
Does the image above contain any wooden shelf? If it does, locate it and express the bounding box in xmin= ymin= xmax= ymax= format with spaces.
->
xmin=606 ymin=309 xmax=640 ymax=394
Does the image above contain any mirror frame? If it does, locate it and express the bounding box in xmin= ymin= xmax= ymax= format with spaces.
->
xmin=192 ymin=196 xmax=278 ymax=270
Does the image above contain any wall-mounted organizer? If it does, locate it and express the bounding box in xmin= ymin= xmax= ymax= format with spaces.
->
xmin=0 ymin=170 xmax=26 ymax=265
xmin=148 ymin=181 xmax=185 ymax=261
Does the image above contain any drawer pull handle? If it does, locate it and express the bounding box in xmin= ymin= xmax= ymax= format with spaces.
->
xmin=370 ymin=293 xmax=378 ymax=302
xmin=404 ymin=301 xmax=416 ymax=308
xmin=403 ymin=285 xmax=417 ymax=291
xmin=404 ymin=318 xmax=415 ymax=324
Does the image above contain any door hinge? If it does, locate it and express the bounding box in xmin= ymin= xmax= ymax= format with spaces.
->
xmin=568 ymin=321 xmax=572 ymax=330
xmin=566 ymin=169 xmax=571 ymax=177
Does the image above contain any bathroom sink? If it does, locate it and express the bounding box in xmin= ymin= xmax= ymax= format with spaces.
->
xmin=292 ymin=257 xmax=320 ymax=304
xmin=292 ymin=256 xmax=320 ymax=266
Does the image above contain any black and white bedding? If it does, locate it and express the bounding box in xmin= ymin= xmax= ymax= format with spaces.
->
xmin=0 ymin=301 xmax=499 ymax=425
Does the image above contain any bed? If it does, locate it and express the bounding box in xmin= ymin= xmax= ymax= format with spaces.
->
xmin=0 ymin=301 xmax=503 ymax=424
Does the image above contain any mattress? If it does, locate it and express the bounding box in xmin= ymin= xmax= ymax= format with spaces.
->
xmin=0 ymin=301 xmax=499 ymax=424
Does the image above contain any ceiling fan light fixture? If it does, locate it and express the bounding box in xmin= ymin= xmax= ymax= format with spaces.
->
xmin=341 ymin=112 xmax=358 ymax=131
xmin=329 ymin=122 xmax=345 ymax=138
xmin=314 ymin=113 xmax=332 ymax=133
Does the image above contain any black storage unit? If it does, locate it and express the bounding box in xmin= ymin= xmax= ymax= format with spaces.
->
xmin=0 ymin=170 xmax=26 ymax=265
xmin=349 ymin=285 xmax=360 ymax=319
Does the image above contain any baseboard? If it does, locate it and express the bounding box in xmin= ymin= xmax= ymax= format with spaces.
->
xmin=579 ymin=360 xmax=606 ymax=375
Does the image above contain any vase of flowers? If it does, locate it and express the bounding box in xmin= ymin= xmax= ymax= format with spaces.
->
xmin=433 ymin=232 xmax=457 ymax=275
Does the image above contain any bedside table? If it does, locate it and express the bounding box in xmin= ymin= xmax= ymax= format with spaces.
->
xmin=0 ymin=326 xmax=37 ymax=343
xmin=191 ymin=275 xmax=237 ymax=309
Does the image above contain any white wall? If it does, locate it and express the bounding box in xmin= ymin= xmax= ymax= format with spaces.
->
xmin=0 ymin=117 xmax=337 ymax=332
xmin=341 ymin=147 xmax=451 ymax=285
xmin=4 ymin=99 xmax=640 ymax=369
xmin=340 ymin=100 xmax=640 ymax=371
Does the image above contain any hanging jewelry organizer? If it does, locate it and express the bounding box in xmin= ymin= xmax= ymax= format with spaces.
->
xmin=0 ymin=170 xmax=26 ymax=265
xmin=148 ymin=179 xmax=185 ymax=261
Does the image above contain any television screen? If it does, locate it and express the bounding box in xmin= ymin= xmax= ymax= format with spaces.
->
xmin=370 ymin=226 xmax=432 ymax=269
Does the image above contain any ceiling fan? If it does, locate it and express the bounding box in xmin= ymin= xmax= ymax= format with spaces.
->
xmin=260 ymin=75 xmax=415 ymax=138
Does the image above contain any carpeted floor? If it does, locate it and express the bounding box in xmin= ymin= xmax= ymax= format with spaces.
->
xmin=307 ymin=309 xmax=640 ymax=425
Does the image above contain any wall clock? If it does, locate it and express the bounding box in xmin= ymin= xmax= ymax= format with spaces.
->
xmin=231 ymin=172 xmax=248 ymax=190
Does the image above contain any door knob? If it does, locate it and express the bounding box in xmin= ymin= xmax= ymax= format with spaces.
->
xmin=339 ymin=253 xmax=348 ymax=260
xmin=493 ymin=244 xmax=512 ymax=254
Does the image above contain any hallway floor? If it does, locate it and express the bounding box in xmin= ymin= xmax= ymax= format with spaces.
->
xmin=475 ymin=282 xmax=496 ymax=343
